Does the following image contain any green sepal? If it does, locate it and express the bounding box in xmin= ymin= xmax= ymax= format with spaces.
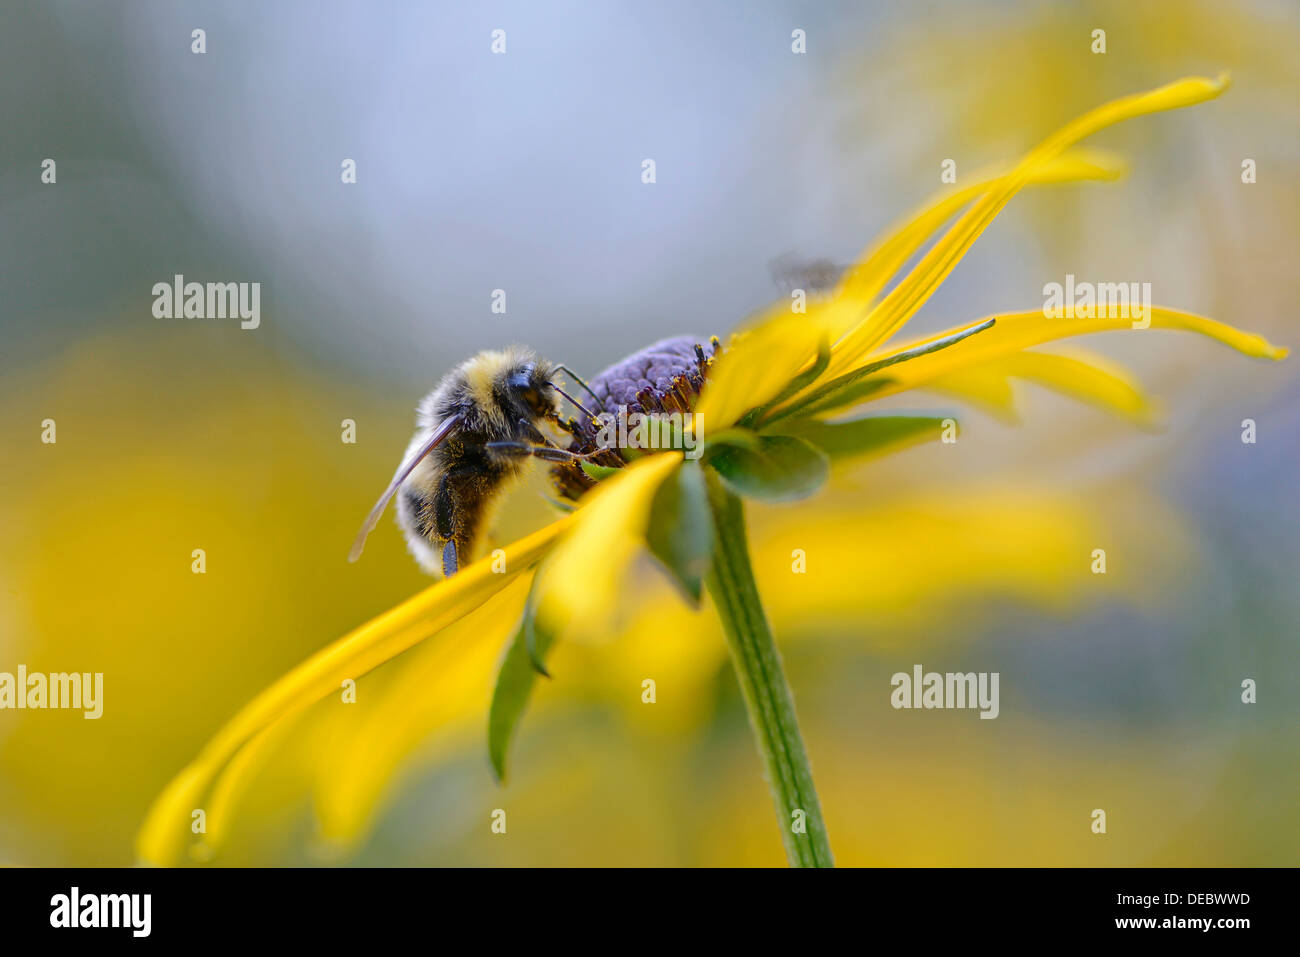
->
xmin=645 ymin=460 xmax=713 ymax=604
xmin=707 ymin=434 xmax=829 ymax=503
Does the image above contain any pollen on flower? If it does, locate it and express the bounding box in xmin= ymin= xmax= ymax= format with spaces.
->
xmin=551 ymin=335 xmax=719 ymax=500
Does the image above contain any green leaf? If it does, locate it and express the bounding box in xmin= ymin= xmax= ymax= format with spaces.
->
xmin=707 ymin=435 xmax=829 ymax=503
xmin=487 ymin=603 xmax=557 ymax=783
xmin=645 ymin=461 xmax=713 ymax=604
xmin=783 ymin=415 xmax=952 ymax=462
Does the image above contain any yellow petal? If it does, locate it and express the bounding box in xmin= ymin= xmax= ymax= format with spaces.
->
xmin=312 ymin=574 xmax=532 ymax=849
xmin=147 ymin=477 xmax=1199 ymax=864
xmin=134 ymin=516 xmax=569 ymax=865
xmin=925 ymin=348 xmax=1159 ymax=426
xmin=996 ymin=349 xmax=1158 ymax=425
xmin=922 ymin=366 xmax=1021 ymax=422
xmin=834 ymin=149 xmax=1126 ymax=321
xmin=750 ymin=485 xmax=1198 ymax=625
xmin=533 ymin=452 xmax=684 ymax=644
xmin=201 ymin=713 xmax=297 ymax=860
xmin=807 ymin=305 xmax=1285 ymax=419
xmin=133 ymin=764 xmax=211 ymax=868
xmin=826 ymin=74 xmax=1231 ymax=376
xmin=695 ymin=301 xmax=836 ymax=428
xmin=701 ymin=150 xmax=1127 ymax=425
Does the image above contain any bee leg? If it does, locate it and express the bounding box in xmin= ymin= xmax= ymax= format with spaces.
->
xmin=486 ymin=440 xmax=585 ymax=463
xmin=545 ymin=414 xmax=619 ymax=465
xmin=550 ymin=413 xmax=583 ymax=438
xmin=518 ymin=417 xmax=556 ymax=448
xmin=441 ymin=540 xmax=458 ymax=578
xmin=432 ymin=474 xmax=462 ymax=577
xmin=493 ymin=420 xmax=591 ymax=464
xmin=520 ymin=418 xmax=619 ymax=465
xmin=489 ymin=440 xmax=617 ymax=465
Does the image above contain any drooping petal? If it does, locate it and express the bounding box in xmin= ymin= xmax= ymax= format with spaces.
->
xmin=135 ymin=517 xmax=570 ymax=865
xmin=312 ymin=574 xmax=533 ymax=850
xmin=825 ymin=74 xmax=1231 ymax=377
xmin=532 ymin=452 xmax=684 ymax=645
xmin=304 ymin=573 xmax=721 ymax=853
xmin=201 ymin=713 xmax=297 ymax=860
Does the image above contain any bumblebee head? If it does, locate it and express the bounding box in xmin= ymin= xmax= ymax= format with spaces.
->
xmin=493 ymin=353 xmax=558 ymax=422
xmin=452 ymin=346 xmax=564 ymax=430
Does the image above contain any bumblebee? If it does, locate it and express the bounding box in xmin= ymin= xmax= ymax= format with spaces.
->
xmin=348 ymin=345 xmax=590 ymax=576
xmin=349 ymin=337 xmax=718 ymax=577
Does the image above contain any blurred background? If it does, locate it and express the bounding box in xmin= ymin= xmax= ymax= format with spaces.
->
xmin=1 ymin=0 xmax=1297 ymax=865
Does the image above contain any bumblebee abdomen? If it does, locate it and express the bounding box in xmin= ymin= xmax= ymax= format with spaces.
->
xmin=396 ymin=427 xmax=527 ymax=576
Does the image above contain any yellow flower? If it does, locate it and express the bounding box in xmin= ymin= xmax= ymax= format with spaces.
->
xmin=136 ymin=74 xmax=1285 ymax=866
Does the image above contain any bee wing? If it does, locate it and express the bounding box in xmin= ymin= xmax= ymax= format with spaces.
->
xmin=347 ymin=413 xmax=463 ymax=563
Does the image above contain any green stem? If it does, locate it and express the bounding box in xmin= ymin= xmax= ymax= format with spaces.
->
xmin=703 ymin=470 xmax=834 ymax=867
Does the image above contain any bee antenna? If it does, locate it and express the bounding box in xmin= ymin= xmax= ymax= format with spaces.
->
xmin=552 ymin=364 xmax=602 ymax=406
xmin=550 ymin=383 xmax=597 ymax=420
